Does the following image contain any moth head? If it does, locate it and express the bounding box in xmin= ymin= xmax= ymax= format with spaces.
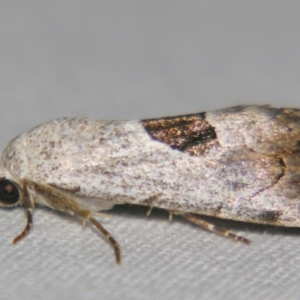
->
xmin=0 ymin=178 xmax=21 ymax=207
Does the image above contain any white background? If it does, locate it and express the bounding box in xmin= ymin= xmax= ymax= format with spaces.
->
xmin=1 ymin=2 xmax=300 ymax=300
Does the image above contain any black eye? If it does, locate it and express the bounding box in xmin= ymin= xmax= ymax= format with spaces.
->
xmin=0 ymin=179 xmax=20 ymax=205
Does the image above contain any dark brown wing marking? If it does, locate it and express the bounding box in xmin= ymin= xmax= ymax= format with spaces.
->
xmin=142 ymin=113 xmax=220 ymax=156
xmin=256 ymin=211 xmax=282 ymax=223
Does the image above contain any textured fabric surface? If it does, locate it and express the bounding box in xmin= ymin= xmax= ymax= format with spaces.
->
xmin=1 ymin=2 xmax=300 ymax=300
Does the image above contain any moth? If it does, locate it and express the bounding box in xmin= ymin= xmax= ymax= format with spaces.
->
xmin=0 ymin=105 xmax=299 ymax=264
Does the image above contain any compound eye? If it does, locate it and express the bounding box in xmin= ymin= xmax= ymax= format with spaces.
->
xmin=0 ymin=179 xmax=20 ymax=205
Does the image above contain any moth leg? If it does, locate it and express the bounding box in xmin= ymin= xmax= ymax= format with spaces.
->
xmin=183 ymin=213 xmax=250 ymax=245
xmin=83 ymin=212 xmax=111 ymax=227
xmin=146 ymin=206 xmax=153 ymax=216
xmin=12 ymin=208 xmax=33 ymax=244
xmin=95 ymin=211 xmax=112 ymax=219
xmin=89 ymin=217 xmax=121 ymax=265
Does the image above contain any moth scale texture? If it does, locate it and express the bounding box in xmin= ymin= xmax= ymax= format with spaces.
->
xmin=0 ymin=105 xmax=299 ymax=264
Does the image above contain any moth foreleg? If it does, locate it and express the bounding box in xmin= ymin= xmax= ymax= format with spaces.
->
xmin=89 ymin=217 xmax=121 ymax=265
xmin=182 ymin=213 xmax=251 ymax=245
xmin=12 ymin=208 xmax=33 ymax=244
